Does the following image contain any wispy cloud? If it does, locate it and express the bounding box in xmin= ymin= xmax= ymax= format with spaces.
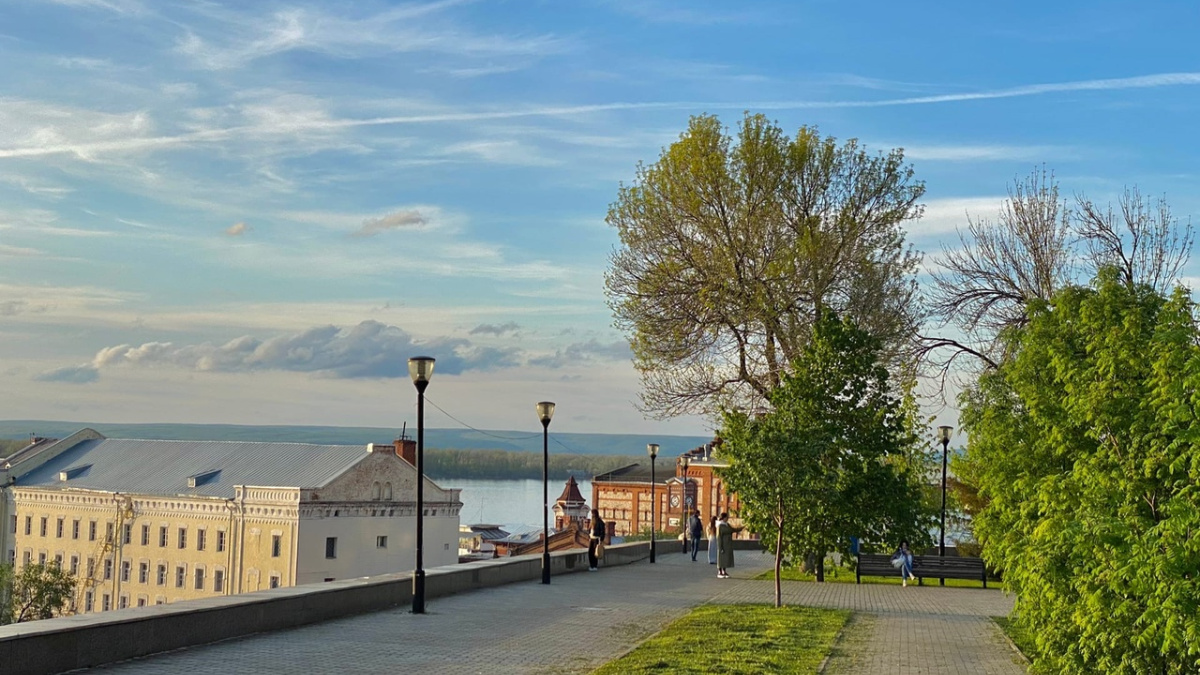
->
xmin=5 ymin=71 xmax=1198 ymax=161
xmin=469 ymin=321 xmax=520 ymax=336
xmin=225 ymin=222 xmax=249 ymax=236
xmin=899 ymin=144 xmax=1071 ymax=162
xmin=527 ymin=339 xmax=631 ymax=368
xmin=352 ymin=210 xmax=426 ymax=237
xmin=35 ymin=364 xmax=100 ymax=384
xmin=907 ymin=197 xmax=1007 ymax=238
xmin=43 ymin=0 xmax=143 ymax=14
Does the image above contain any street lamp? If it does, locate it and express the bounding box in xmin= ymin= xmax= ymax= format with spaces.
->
xmin=647 ymin=443 xmax=659 ymax=563
xmin=407 ymin=356 xmax=435 ymax=614
xmin=938 ymin=425 xmax=953 ymax=587
xmin=537 ymin=401 xmax=555 ymax=585
xmin=679 ymin=455 xmax=690 ymax=554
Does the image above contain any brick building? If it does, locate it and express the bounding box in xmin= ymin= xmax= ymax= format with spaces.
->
xmin=590 ymin=442 xmax=746 ymax=540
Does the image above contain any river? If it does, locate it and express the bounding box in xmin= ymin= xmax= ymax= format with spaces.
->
xmin=446 ymin=477 xmax=593 ymax=533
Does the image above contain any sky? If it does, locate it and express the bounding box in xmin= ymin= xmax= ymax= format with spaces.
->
xmin=1 ymin=0 xmax=1199 ymax=440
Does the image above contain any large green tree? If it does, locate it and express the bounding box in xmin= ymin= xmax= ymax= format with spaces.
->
xmin=719 ymin=311 xmax=933 ymax=606
xmin=0 ymin=562 xmax=77 ymax=624
xmin=963 ymin=268 xmax=1200 ymax=674
xmin=606 ymin=113 xmax=924 ymax=419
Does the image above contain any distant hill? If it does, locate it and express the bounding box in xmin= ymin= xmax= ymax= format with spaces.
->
xmin=0 ymin=420 xmax=712 ymax=457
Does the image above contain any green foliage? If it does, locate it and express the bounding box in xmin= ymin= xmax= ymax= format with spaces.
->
xmin=963 ymin=268 xmax=1200 ymax=674
xmin=718 ymin=311 xmax=934 ymax=603
xmin=0 ymin=439 xmax=27 ymax=458
xmin=605 ymin=112 xmax=924 ymax=419
xmin=591 ymin=603 xmax=849 ymax=674
xmin=0 ymin=562 xmax=77 ymax=624
xmin=423 ymin=449 xmax=640 ymax=480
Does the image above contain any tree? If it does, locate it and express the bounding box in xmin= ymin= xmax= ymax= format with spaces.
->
xmin=0 ymin=561 xmax=77 ymax=624
xmin=922 ymin=168 xmax=1193 ymax=381
xmin=718 ymin=311 xmax=933 ymax=607
xmin=962 ymin=268 xmax=1200 ymax=674
xmin=606 ymin=113 xmax=925 ymax=419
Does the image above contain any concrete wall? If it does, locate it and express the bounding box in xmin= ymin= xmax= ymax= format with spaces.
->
xmin=0 ymin=541 xmax=653 ymax=675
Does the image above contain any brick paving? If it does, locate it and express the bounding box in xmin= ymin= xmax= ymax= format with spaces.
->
xmin=91 ymin=550 xmax=1024 ymax=674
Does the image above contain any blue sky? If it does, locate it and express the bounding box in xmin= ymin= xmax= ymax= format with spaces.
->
xmin=2 ymin=0 xmax=1198 ymax=438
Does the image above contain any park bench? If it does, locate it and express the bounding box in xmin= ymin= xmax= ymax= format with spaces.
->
xmin=856 ymin=553 xmax=989 ymax=588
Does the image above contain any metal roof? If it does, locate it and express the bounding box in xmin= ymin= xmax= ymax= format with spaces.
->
xmin=16 ymin=435 xmax=368 ymax=499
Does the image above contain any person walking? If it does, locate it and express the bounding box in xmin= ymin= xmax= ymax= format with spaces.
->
xmin=894 ymin=540 xmax=915 ymax=586
xmin=687 ymin=510 xmax=703 ymax=561
xmin=588 ymin=509 xmax=606 ymax=571
xmin=716 ymin=512 xmax=742 ymax=578
xmin=707 ymin=516 xmax=718 ymax=565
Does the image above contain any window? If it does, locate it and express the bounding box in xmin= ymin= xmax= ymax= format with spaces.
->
xmin=376 ymin=536 xmax=388 ymax=549
xmin=38 ymin=552 xmax=46 ymax=565
xmin=54 ymin=553 xmax=62 ymax=566
xmin=119 ymin=595 xmax=128 ymax=609
xmin=56 ymin=518 xmax=64 ymax=538
xmin=70 ymin=555 xmax=79 ymax=575
xmin=155 ymin=597 xmax=164 ymax=605
xmin=85 ymin=592 xmax=94 ymax=613
xmin=123 ymin=523 xmax=132 ymax=545
xmin=214 ymin=569 xmax=225 ymax=593
xmin=197 ymin=529 xmax=206 ymax=551
xmin=103 ymin=559 xmax=112 ymax=580
xmin=23 ymin=551 xmax=31 ymax=566
xmin=159 ymin=526 xmax=168 ymax=547
xmin=271 ymin=534 xmax=281 ymax=557
xmin=269 ymin=574 xmax=280 ymax=589
xmin=106 ymin=522 xmax=114 ymax=540
xmin=175 ymin=565 xmax=186 ymax=588
xmin=24 ymin=516 xmax=31 ymax=536
xmin=40 ymin=517 xmax=48 ymax=537
xmin=72 ymin=520 xmax=80 ymax=539
xmin=87 ymin=557 xmax=95 ymax=579
xmin=89 ymin=521 xmax=97 ymax=541
xmin=194 ymin=568 xmax=205 ymax=590
xmin=102 ymin=594 xmax=110 ymax=612
xmin=141 ymin=524 xmax=150 ymax=546
xmin=325 ymin=537 xmax=337 ymax=559
xmin=177 ymin=528 xmax=186 ymax=549
xmin=157 ymin=564 xmax=167 ymax=586
xmin=9 ymin=515 xmax=15 ymax=534
xmin=137 ymin=597 xmax=146 ymax=607
xmin=217 ymin=530 xmax=226 ymax=552
xmin=139 ymin=562 xmax=149 ymax=584
xmin=121 ymin=560 xmax=130 ymax=582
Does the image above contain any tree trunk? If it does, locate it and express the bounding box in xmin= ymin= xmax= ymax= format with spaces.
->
xmin=774 ymin=524 xmax=783 ymax=608
xmin=815 ymin=555 xmax=825 ymax=582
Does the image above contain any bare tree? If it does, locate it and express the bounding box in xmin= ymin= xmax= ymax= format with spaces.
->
xmin=1076 ymin=187 xmax=1194 ymax=296
xmin=921 ymin=168 xmax=1074 ymax=375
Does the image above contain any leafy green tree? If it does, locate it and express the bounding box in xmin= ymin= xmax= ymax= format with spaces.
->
xmin=963 ymin=268 xmax=1200 ymax=674
xmin=606 ymin=113 xmax=924 ymax=419
xmin=0 ymin=561 xmax=77 ymax=624
xmin=719 ymin=311 xmax=933 ymax=607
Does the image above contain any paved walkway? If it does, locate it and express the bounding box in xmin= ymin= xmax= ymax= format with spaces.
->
xmin=92 ymin=551 xmax=1024 ymax=674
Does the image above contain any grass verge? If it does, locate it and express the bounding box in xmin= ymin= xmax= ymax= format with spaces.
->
xmin=992 ymin=615 xmax=1034 ymax=663
xmin=591 ymin=603 xmax=849 ymax=674
xmin=752 ymin=565 xmax=998 ymax=589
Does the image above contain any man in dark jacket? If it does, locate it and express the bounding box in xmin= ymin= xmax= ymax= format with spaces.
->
xmin=687 ymin=510 xmax=703 ymax=561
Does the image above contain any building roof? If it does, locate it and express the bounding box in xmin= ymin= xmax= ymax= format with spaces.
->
xmin=592 ymin=463 xmax=654 ymax=483
xmin=15 ymin=430 xmax=369 ymax=499
xmin=556 ymin=475 xmax=586 ymax=504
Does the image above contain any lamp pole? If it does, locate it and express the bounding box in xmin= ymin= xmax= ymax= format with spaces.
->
xmin=647 ymin=443 xmax=659 ymax=563
xmin=408 ymin=356 xmax=435 ymax=614
xmin=938 ymin=425 xmax=953 ymax=587
xmin=537 ymin=402 xmax=555 ymax=585
xmin=679 ymin=455 xmax=690 ymax=554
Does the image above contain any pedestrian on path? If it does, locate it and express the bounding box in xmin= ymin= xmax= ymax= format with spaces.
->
xmin=894 ymin=540 xmax=915 ymax=586
xmin=716 ymin=512 xmax=742 ymax=578
xmin=707 ymin=516 xmax=718 ymax=564
xmin=687 ymin=510 xmax=703 ymax=561
xmin=588 ymin=509 xmax=606 ymax=571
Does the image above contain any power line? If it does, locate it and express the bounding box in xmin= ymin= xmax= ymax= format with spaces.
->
xmin=422 ymin=396 xmax=541 ymax=441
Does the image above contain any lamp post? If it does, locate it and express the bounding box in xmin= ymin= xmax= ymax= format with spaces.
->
xmin=647 ymin=443 xmax=659 ymax=563
xmin=537 ymin=401 xmax=555 ymax=585
xmin=407 ymin=356 xmax=435 ymax=614
xmin=679 ymin=455 xmax=690 ymax=554
xmin=938 ymin=425 xmax=953 ymax=587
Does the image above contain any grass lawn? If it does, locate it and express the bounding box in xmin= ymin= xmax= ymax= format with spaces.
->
xmin=752 ymin=565 xmax=1000 ymax=589
xmin=592 ymin=603 xmax=849 ymax=674
xmin=992 ymin=616 xmax=1034 ymax=663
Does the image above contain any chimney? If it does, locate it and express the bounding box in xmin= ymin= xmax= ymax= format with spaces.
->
xmin=394 ymin=438 xmax=417 ymax=466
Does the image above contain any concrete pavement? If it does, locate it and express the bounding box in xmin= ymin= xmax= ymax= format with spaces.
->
xmin=90 ymin=550 xmax=1024 ymax=674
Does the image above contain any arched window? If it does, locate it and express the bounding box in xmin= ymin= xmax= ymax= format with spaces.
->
xmin=372 ymin=482 xmax=381 ymax=500
xmin=384 ymin=482 xmax=393 ymax=500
